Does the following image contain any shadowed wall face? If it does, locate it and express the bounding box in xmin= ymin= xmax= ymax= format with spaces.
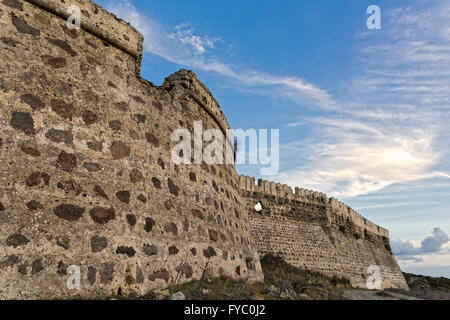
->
xmin=0 ymin=0 xmax=262 ymax=299
xmin=240 ymin=176 xmax=409 ymax=290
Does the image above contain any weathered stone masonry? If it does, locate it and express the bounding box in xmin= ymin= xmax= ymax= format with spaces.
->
xmin=0 ymin=0 xmax=408 ymax=299
xmin=0 ymin=0 xmax=263 ymax=299
xmin=239 ymin=176 xmax=409 ymax=290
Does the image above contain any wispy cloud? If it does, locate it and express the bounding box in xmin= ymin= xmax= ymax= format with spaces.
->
xmin=107 ymin=0 xmax=450 ymax=200
xmin=276 ymin=126 xmax=442 ymax=197
xmin=356 ymin=201 xmax=438 ymax=210
xmin=275 ymin=0 xmax=450 ymax=197
xmin=105 ymin=0 xmax=333 ymax=109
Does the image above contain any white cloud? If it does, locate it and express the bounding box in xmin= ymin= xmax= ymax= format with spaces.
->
xmin=107 ymin=1 xmax=450 ymax=200
xmin=392 ymin=227 xmax=450 ymax=262
xmin=275 ymin=130 xmax=439 ymax=197
xmin=274 ymin=0 xmax=450 ymax=198
xmin=169 ymin=23 xmax=221 ymax=55
xmin=105 ymin=0 xmax=332 ymax=109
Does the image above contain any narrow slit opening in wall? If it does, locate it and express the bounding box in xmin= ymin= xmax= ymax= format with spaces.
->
xmin=245 ymin=258 xmax=255 ymax=271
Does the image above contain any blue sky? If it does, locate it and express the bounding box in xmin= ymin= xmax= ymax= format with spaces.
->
xmin=98 ymin=0 xmax=450 ymax=277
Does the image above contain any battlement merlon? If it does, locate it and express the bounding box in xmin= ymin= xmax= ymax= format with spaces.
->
xmin=239 ymin=175 xmax=389 ymax=238
xmin=25 ymin=0 xmax=144 ymax=74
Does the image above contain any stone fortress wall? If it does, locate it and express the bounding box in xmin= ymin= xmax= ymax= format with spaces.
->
xmin=239 ymin=176 xmax=409 ymax=290
xmin=0 ymin=0 xmax=409 ymax=299
xmin=0 ymin=0 xmax=263 ymax=299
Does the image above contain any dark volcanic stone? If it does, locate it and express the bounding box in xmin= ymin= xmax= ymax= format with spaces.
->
xmin=143 ymin=244 xmax=158 ymax=256
xmin=144 ymin=217 xmax=156 ymax=232
xmin=163 ymin=200 xmax=172 ymax=210
xmin=45 ymin=129 xmax=73 ymax=144
xmin=94 ymin=185 xmax=108 ymax=199
xmin=164 ymin=222 xmax=178 ymax=235
xmin=0 ymin=78 xmax=8 ymax=92
xmin=63 ymin=26 xmax=78 ymax=39
xmin=57 ymin=180 xmax=82 ymax=195
xmin=152 ymin=101 xmax=163 ymax=112
xmin=109 ymin=120 xmax=122 ymax=131
xmin=191 ymin=209 xmax=203 ymax=220
xmin=20 ymin=143 xmax=41 ymax=156
xmin=41 ymin=55 xmax=66 ymax=68
xmin=116 ymin=246 xmax=136 ymax=257
xmin=83 ymin=162 xmax=101 ymax=172
xmin=209 ymin=229 xmax=218 ymax=242
xmin=12 ymin=14 xmax=40 ymax=36
xmin=46 ymin=37 xmax=77 ymax=56
xmin=168 ymin=245 xmax=179 ymax=255
xmin=135 ymin=114 xmax=146 ymax=123
xmin=27 ymin=200 xmax=43 ymax=211
xmin=51 ymin=99 xmax=74 ymax=119
xmin=203 ymin=246 xmax=217 ymax=258
xmin=0 ymin=36 xmax=18 ymax=48
xmin=3 ymin=0 xmax=24 ymax=11
xmin=56 ymin=151 xmax=77 ymax=172
xmin=21 ymin=94 xmax=44 ymax=110
xmin=114 ymin=101 xmax=128 ymax=112
xmin=129 ymin=168 xmax=143 ymax=183
xmin=6 ymin=234 xmax=29 ymax=248
xmin=82 ymin=110 xmax=98 ymax=125
xmin=58 ymin=82 xmax=73 ymax=96
xmin=116 ymin=191 xmax=130 ymax=204
xmin=151 ymin=177 xmax=161 ymax=189
xmin=53 ymin=204 xmax=84 ymax=221
xmin=56 ymin=236 xmax=70 ymax=250
xmin=110 ymin=141 xmax=130 ymax=159
xmin=126 ymin=214 xmax=136 ymax=226
xmin=32 ymin=258 xmax=44 ymax=275
xmin=167 ymin=178 xmax=179 ymax=196
xmin=126 ymin=274 xmax=135 ymax=285
xmin=137 ymin=194 xmax=147 ymax=203
xmin=87 ymin=141 xmax=102 ymax=151
xmin=157 ymin=158 xmax=165 ymax=170
xmin=148 ymin=269 xmax=169 ymax=282
xmin=136 ymin=267 xmax=144 ymax=284
xmin=89 ymin=207 xmax=115 ymax=225
xmin=17 ymin=264 xmax=27 ymax=275
xmin=11 ymin=111 xmax=35 ymax=135
xmin=100 ymin=262 xmax=114 ymax=284
xmin=145 ymin=132 xmax=159 ymax=146
xmin=57 ymin=260 xmax=67 ymax=276
xmin=0 ymin=255 xmax=19 ymax=268
xmin=91 ymin=235 xmax=108 ymax=253
xmin=176 ymin=263 xmax=193 ymax=278
xmin=87 ymin=266 xmax=96 ymax=285
xmin=26 ymin=172 xmax=50 ymax=187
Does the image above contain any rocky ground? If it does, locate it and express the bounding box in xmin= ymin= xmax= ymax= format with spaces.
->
xmin=402 ymin=272 xmax=450 ymax=300
xmin=131 ymin=255 xmax=447 ymax=300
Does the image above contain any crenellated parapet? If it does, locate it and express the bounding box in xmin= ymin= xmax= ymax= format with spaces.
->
xmin=239 ymin=175 xmax=388 ymax=238
xmin=329 ymin=198 xmax=389 ymax=238
xmin=240 ymin=175 xmax=407 ymax=290
xmin=239 ymin=175 xmax=327 ymax=204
